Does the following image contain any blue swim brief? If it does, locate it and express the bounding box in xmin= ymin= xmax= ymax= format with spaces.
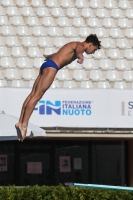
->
xmin=40 ymin=60 xmax=59 ymax=71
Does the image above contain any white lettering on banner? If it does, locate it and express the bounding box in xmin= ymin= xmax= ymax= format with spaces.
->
xmin=1 ymin=88 xmax=133 ymax=128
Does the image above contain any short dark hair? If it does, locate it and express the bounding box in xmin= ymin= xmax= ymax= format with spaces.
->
xmin=85 ymin=34 xmax=101 ymax=49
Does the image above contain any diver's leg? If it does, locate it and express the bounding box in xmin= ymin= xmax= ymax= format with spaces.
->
xmin=18 ymin=67 xmax=57 ymax=139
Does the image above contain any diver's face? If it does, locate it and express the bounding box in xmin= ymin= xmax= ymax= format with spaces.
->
xmin=85 ymin=43 xmax=98 ymax=54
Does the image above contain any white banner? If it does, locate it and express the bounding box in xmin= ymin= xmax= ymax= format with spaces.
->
xmin=27 ymin=162 xmax=42 ymax=174
xmin=0 ymin=88 xmax=133 ymax=128
xmin=59 ymin=156 xmax=71 ymax=172
xmin=0 ymin=155 xmax=7 ymax=171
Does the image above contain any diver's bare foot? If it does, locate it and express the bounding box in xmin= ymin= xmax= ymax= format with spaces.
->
xmin=15 ymin=122 xmax=20 ymax=128
xmin=18 ymin=123 xmax=27 ymax=141
xmin=15 ymin=123 xmax=22 ymax=141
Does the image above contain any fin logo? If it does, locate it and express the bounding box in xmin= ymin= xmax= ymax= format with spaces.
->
xmin=34 ymin=100 xmax=45 ymax=115
xmin=46 ymin=101 xmax=61 ymax=115
xmin=34 ymin=100 xmax=61 ymax=115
